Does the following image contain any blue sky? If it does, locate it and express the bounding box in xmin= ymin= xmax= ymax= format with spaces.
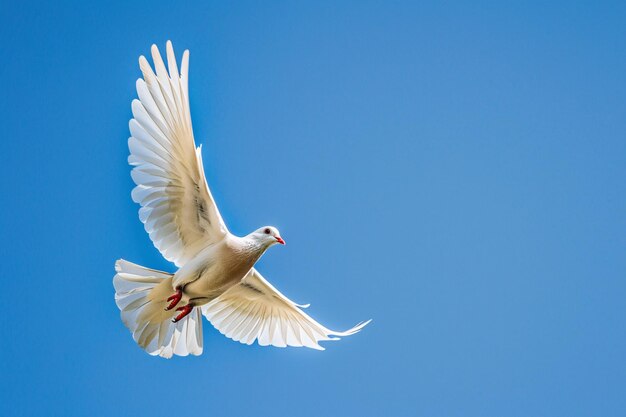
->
xmin=1 ymin=1 xmax=625 ymax=416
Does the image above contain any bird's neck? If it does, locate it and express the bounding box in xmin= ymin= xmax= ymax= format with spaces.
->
xmin=230 ymin=234 xmax=269 ymax=263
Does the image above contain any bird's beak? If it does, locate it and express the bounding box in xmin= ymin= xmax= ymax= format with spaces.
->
xmin=275 ymin=236 xmax=285 ymax=245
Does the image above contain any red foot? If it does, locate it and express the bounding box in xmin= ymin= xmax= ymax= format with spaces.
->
xmin=165 ymin=287 xmax=182 ymax=311
xmin=172 ymin=304 xmax=194 ymax=323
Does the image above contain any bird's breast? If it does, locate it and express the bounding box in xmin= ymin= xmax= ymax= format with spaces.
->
xmin=181 ymin=239 xmax=263 ymax=303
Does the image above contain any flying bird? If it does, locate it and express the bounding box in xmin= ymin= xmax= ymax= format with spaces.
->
xmin=113 ymin=41 xmax=370 ymax=358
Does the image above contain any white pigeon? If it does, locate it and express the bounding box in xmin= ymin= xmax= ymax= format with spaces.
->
xmin=113 ymin=41 xmax=370 ymax=358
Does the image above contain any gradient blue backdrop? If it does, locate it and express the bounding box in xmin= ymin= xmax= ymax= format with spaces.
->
xmin=1 ymin=1 xmax=625 ymax=416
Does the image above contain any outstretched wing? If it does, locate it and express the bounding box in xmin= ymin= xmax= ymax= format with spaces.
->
xmin=128 ymin=41 xmax=228 ymax=267
xmin=201 ymin=269 xmax=371 ymax=350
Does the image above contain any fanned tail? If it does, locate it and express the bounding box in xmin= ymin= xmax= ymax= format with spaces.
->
xmin=113 ymin=259 xmax=203 ymax=358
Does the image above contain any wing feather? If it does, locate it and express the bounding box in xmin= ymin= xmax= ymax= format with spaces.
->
xmin=129 ymin=41 xmax=228 ymax=267
xmin=201 ymin=269 xmax=371 ymax=350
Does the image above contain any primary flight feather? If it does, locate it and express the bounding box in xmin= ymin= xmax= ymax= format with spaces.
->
xmin=113 ymin=41 xmax=370 ymax=358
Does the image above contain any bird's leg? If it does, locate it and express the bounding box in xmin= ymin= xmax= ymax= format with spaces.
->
xmin=165 ymin=286 xmax=183 ymax=311
xmin=172 ymin=304 xmax=194 ymax=323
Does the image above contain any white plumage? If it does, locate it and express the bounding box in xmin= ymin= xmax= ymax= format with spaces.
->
xmin=114 ymin=260 xmax=203 ymax=357
xmin=203 ymin=269 xmax=370 ymax=350
xmin=113 ymin=41 xmax=370 ymax=358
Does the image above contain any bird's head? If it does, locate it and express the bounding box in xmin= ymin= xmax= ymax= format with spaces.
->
xmin=252 ymin=226 xmax=285 ymax=247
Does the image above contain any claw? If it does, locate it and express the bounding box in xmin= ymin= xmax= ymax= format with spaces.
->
xmin=165 ymin=287 xmax=182 ymax=311
xmin=172 ymin=304 xmax=194 ymax=323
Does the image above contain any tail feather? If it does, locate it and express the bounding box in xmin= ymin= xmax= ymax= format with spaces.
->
xmin=113 ymin=259 xmax=203 ymax=358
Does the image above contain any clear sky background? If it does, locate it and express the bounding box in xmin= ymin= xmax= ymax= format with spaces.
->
xmin=1 ymin=1 xmax=625 ymax=416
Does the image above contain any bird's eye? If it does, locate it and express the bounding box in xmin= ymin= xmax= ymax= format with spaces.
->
xmin=264 ymin=228 xmax=271 ymax=234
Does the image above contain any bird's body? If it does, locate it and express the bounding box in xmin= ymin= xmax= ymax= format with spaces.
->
xmin=174 ymin=233 xmax=271 ymax=305
xmin=113 ymin=41 xmax=369 ymax=358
